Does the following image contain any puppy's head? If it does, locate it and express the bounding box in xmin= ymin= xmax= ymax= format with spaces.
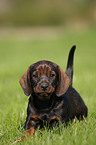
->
xmin=20 ymin=60 xmax=70 ymax=100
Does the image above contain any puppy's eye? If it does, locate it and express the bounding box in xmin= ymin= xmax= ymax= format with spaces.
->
xmin=50 ymin=73 xmax=55 ymax=77
xmin=33 ymin=74 xmax=38 ymax=78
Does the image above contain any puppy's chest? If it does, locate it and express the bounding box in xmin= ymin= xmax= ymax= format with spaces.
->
xmin=30 ymin=100 xmax=65 ymax=124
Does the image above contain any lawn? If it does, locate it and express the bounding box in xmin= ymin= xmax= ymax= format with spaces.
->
xmin=0 ymin=26 xmax=96 ymax=145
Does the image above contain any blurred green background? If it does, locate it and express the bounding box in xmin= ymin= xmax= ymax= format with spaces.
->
xmin=0 ymin=1 xmax=96 ymax=144
xmin=0 ymin=0 xmax=96 ymax=122
xmin=0 ymin=0 xmax=96 ymax=121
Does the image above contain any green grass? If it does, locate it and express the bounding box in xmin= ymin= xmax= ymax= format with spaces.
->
xmin=0 ymin=26 xmax=96 ymax=145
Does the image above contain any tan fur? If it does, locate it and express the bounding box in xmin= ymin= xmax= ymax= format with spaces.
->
xmin=19 ymin=67 xmax=31 ymax=96
xmin=56 ymin=67 xmax=71 ymax=97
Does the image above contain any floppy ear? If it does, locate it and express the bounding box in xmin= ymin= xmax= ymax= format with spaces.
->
xmin=56 ymin=66 xmax=71 ymax=97
xmin=19 ymin=67 xmax=32 ymax=96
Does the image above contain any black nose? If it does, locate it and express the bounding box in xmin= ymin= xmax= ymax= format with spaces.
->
xmin=40 ymin=83 xmax=48 ymax=91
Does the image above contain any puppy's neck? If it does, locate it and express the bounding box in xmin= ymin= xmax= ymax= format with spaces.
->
xmin=32 ymin=93 xmax=55 ymax=110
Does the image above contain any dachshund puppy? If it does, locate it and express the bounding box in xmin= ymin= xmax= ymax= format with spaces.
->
xmin=19 ymin=45 xmax=88 ymax=138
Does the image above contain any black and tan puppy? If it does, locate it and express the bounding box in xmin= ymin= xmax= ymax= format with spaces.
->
xmin=19 ymin=45 xmax=87 ymax=138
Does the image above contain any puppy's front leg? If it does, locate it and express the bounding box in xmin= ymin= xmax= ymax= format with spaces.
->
xmin=18 ymin=127 xmax=35 ymax=141
xmin=25 ymin=127 xmax=35 ymax=137
xmin=18 ymin=114 xmax=36 ymax=141
xmin=21 ymin=114 xmax=43 ymax=140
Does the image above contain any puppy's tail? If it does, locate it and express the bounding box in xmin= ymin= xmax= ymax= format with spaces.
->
xmin=65 ymin=45 xmax=76 ymax=86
